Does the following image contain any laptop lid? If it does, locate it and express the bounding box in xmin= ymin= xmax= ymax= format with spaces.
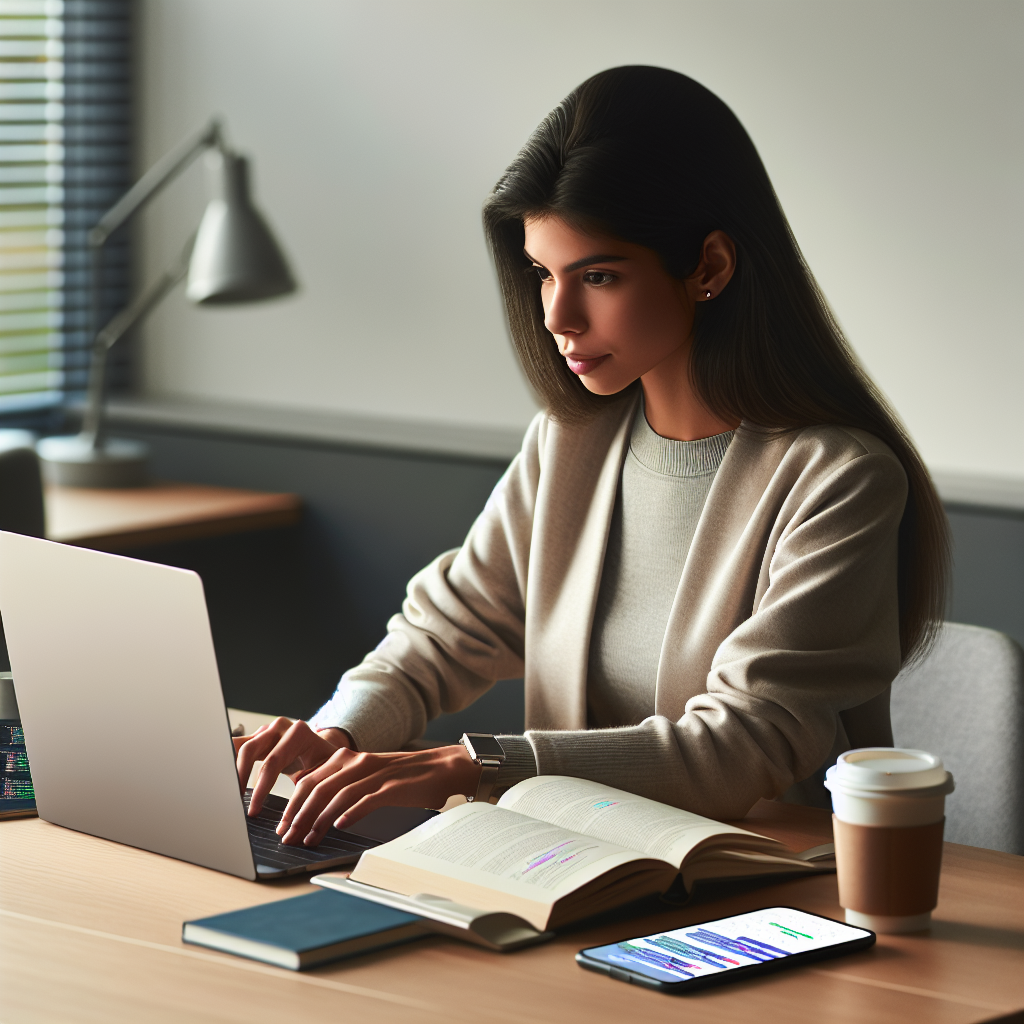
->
xmin=0 ymin=531 xmax=258 ymax=880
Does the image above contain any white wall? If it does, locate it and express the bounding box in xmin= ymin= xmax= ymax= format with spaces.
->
xmin=136 ymin=0 xmax=1023 ymax=478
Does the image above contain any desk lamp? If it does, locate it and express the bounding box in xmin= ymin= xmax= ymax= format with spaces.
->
xmin=37 ymin=120 xmax=296 ymax=487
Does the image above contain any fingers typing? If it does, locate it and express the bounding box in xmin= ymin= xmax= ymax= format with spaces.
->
xmin=276 ymin=749 xmax=460 ymax=846
xmin=235 ymin=719 xmax=291 ymax=798
xmin=270 ymin=744 xmax=478 ymax=847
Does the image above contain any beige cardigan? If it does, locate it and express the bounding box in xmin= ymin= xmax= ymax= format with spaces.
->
xmin=310 ymin=397 xmax=905 ymax=818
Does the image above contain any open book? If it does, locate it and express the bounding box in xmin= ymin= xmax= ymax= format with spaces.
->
xmin=312 ymin=776 xmax=833 ymax=944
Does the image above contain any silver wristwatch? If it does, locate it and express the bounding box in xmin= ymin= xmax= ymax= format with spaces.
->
xmin=460 ymin=733 xmax=506 ymax=804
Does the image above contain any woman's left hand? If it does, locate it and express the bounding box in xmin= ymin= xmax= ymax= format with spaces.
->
xmin=276 ymin=744 xmax=482 ymax=846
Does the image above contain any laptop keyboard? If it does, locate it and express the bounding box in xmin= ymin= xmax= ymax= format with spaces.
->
xmin=242 ymin=790 xmax=378 ymax=872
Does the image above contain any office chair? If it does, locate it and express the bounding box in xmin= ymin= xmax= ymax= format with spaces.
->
xmin=0 ymin=440 xmax=45 ymax=538
xmin=890 ymin=622 xmax=1024 ymax=855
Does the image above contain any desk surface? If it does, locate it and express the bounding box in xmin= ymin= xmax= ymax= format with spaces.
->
xmin=1 ymin=801 xmax=1020 ymax=1024
xmin=45 ymin=481 xmax=302 ymax=550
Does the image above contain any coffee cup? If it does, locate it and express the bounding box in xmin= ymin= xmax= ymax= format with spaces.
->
xmin=824 ymin=748 xmax=954 ymax=934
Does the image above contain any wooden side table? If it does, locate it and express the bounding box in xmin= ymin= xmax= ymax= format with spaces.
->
xmin=44 ymin=481 xmax=302 ymax=551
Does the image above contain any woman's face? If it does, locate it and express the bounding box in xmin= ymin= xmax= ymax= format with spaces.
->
xmin=523 ymin=215 xmax=695 ymax=396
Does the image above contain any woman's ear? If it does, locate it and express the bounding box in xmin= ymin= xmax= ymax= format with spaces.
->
xmin=688 ymin=230 xmax=736 ymax=302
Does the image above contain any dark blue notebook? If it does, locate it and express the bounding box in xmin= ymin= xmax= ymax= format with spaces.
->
xmin=183 ymin=889 xmax=428 ymax=970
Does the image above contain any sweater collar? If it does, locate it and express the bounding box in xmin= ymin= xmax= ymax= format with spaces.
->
xmin=629 ymin=405 xmax=735 ymax=477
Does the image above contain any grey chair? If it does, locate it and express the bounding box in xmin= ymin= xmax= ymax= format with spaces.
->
xmin=890 ymin=622 xmax=1024 ymax=854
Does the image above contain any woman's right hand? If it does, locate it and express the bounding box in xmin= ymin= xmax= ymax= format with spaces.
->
xmin=234 ymin=717 xmax=350 ymax=816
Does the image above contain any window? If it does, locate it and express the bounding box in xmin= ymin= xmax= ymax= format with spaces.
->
xmin=0 ymin=0 xmax=130 ymax=415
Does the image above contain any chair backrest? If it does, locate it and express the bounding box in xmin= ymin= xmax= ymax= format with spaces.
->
xmin=890 ymin=622 xmax=1023 ymax=854
xmin=0 ymin=446 xmax=44 ymax=538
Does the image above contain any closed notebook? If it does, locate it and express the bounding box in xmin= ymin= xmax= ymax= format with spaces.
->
xmin=182 ymin=889 xmax=428 ymax=970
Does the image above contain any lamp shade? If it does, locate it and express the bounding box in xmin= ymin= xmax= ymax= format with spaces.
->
xmin=186 ymin=151 xmax=296 ymax=304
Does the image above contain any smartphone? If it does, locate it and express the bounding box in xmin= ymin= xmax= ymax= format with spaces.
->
xmin=576 ymin=906 xmax=874 ymax=993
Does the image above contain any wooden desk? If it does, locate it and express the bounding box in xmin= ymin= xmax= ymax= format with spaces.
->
xmin=1 ymin=803 xmax=1020 ymax=1024
xmin=45 ymin=481 xmax=302 ymax=551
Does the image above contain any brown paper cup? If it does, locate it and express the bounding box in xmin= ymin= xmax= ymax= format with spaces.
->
xmin=833 ymin=815 xmax=945 ymax=932
xmin=826 ymin=748 xmax=954 ymax=933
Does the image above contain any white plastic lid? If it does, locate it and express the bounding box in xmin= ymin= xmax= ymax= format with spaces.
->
xmin=825 ymin=747 xmax=953 ymax=793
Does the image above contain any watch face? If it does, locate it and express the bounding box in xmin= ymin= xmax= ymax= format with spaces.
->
xmin=463 ymin=734 xmax=505 ymax=760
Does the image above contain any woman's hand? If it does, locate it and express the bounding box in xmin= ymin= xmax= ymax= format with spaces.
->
xmin=234 ymin=717 xmax=351 ymax=816
xmin=276 ymin=744 xmax=482 ymax=847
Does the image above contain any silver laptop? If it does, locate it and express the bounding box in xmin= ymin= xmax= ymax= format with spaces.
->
xmin=0 ymin=530 xmax=433 ymax=879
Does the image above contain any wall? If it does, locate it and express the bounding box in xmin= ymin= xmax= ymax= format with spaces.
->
xmin=134 ymin=0 xmax=1024 ymax=480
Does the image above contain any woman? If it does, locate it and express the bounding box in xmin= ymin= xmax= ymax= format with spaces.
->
xmin=237 ymin=66 xmax=948 ymax=848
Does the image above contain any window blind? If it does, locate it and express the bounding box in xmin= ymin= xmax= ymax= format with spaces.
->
xmin=0 ymin=0 xmax=130 ymax=414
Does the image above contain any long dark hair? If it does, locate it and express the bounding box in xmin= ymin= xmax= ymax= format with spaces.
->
xmin=483 ymin=66 xmax=948 ymax=663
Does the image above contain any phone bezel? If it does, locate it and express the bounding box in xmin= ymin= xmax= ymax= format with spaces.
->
xmin=575 ymin=906 xmax=876 ymax=994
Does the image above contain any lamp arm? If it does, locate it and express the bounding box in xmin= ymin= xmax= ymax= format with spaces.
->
xmin=79 ymin=240 xmax=194 ymax=445
xmin=88 ymin=119 xmax=224 ymax=249
xmin=81 ymin=118 xmax=224 ymax=448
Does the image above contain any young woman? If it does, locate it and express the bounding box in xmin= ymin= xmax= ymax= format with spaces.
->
xmin=236 ymin=66 xmax=948 ymax=848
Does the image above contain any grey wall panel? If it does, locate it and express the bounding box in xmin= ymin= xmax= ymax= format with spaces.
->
xmin=125 ymin=425 xmax=509 ymax=722
xmin=946 ymin=505 xmax=1024 ymax=649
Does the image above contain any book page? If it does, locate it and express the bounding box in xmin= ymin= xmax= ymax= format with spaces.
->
xmin=498 ymin=776 xmax=781 ymax=868
xmin=350 ymin=800 xmax=654 ymax=905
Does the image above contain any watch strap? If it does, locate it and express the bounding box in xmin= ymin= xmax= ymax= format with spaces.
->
xmin=472 ymin=760 xmax=502 ymax=804
xmin=460 ymin=733 xmax=505 ymax=804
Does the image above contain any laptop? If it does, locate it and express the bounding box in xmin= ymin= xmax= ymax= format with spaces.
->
xmin=0 ymin=531 xmax=435 ymax=880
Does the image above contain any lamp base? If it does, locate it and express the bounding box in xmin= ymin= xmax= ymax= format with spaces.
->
xmin=36 ymin=435 xmax=149 ymax=488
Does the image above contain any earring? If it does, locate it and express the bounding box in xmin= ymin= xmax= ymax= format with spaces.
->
xmin=704 ymin=290 xmax=712 ymax=299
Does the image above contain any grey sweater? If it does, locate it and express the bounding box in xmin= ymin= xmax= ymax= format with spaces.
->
xmin=495 ymin=410 xmax=734 ymax=790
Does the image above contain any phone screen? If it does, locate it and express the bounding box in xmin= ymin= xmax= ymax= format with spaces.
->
xmin=580 ymin=907 xmax=872 ymax=986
